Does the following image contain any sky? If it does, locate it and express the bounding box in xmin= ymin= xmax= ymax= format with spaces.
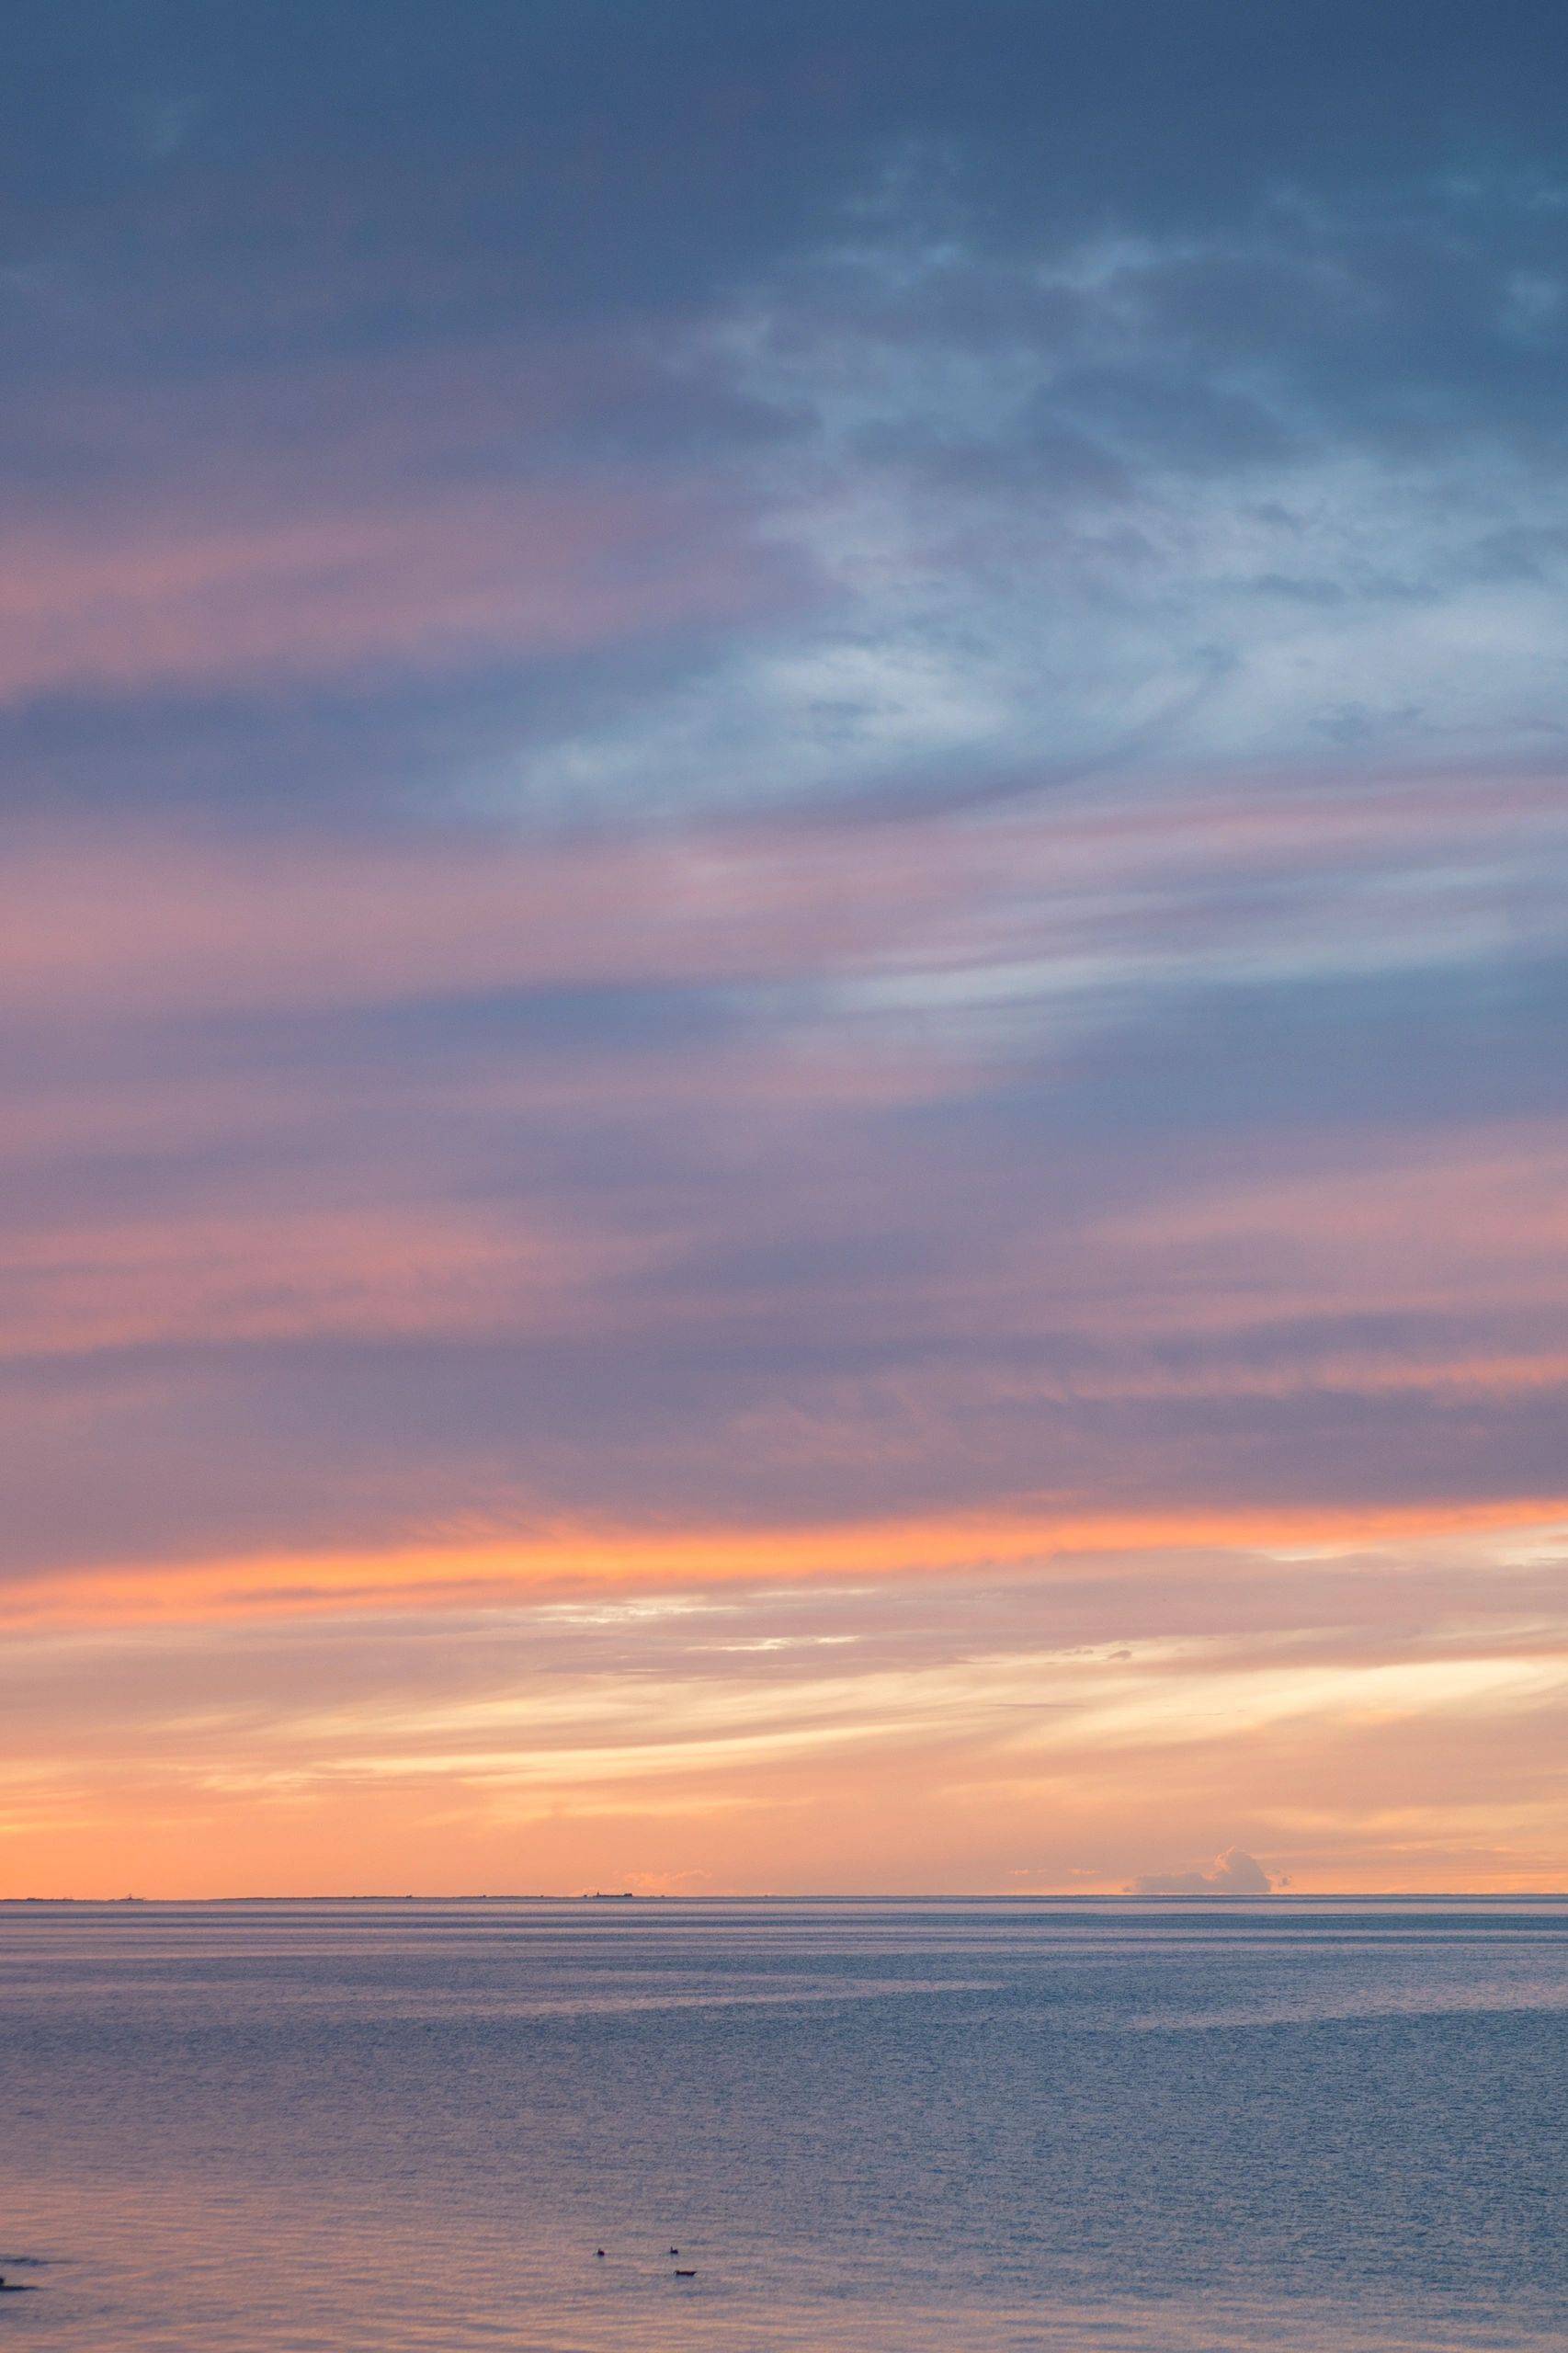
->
xmin=3 ymin=0 xmax=1566 ymax=1897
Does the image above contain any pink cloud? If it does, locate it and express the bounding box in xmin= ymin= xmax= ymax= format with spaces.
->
xmin=3 ymin=760 xmax=1562 ymax=1017
xmin=0 ymin=481 xmax=791 ymax=700
xmin=0 ymin=334 xmax=808 ymax=701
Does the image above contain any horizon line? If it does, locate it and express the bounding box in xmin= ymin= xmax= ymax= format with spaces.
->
xmin=3 ymin=1889 xmax=1564 ymax=1905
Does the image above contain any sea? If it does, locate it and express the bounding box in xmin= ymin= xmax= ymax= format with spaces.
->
xmin=0 ymin=1897 xmax=1562 ymax=2352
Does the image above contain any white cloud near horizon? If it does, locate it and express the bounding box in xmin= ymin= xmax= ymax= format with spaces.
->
xmin=1129 ymin=1847 xmax=1275 ymax=1896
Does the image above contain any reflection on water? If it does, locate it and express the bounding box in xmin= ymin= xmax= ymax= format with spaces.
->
xmin=0 ymin=1898 xmax=1563 ymax=2351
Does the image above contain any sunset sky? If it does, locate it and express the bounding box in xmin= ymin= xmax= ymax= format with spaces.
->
xmin=4 ymin=0 xmax=1567 ymax=1896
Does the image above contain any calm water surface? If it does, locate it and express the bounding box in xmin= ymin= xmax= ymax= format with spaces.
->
xmin=0 ymin=1898 xmax=1563 ymax=2351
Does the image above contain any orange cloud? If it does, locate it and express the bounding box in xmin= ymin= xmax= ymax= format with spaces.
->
xmin=8 ymin=1495 xmax=1566 ymax=1631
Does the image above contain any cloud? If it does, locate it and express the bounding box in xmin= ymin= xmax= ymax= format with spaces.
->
xmin=0 ymin=759 xmax=1563 ymax=1576
xmin=1128 ymin=1846 xmax=1275 ymax=1896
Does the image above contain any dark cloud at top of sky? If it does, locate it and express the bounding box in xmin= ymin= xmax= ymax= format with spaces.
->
xmin=0 ymin=3 xmax=1562 ymax=441
xmin=5 ymin=1 xmax=1566 ymax=413
xmin=1 ymin=2 xmax=1565 ymax=835
xmin=10 ymin=4 xmax=1568 ymax=228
